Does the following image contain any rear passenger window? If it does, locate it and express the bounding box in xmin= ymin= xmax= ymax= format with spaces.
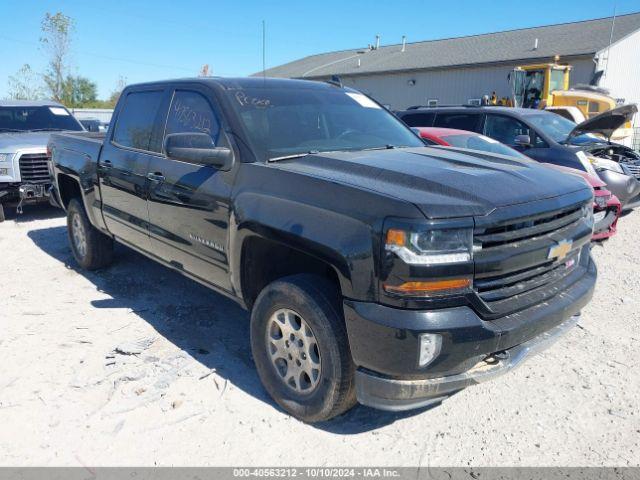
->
xmin=401 ymin=112 xmax=435 ymax=127
xmin=165 ymin=90 xmax=221 ymax=145
xmin=112 ymin=90 xmax=164 ymax=151
xmin=433 ymin=113 xmax=480 ymax=131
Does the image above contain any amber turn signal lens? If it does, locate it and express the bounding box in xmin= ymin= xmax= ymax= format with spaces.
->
xmin=386 ymin=229 xmax=406 ymax=247
xmin=384 ymin=278 xmax=471 ymax=296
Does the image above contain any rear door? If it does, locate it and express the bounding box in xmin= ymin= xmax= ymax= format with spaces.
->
xmin=146 ymin=86 xmax=235 ymax=291
xmin=99 ymin=88 xmax=166 ymax=250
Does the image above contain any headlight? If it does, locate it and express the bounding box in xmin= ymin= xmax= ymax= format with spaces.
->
xmin=385 ymin=227 xmax=473 ymax=265
xmin=594 ymin=194 xmax=609 ymax=208
xmin=0 ymin=153 xmax=13 ymax=164
xmin=576 ymin=151 xmax=598 ymax=176
xmin=589 ymin=156 xmax=624 ymax=174
xmin=582 ymin=203 xmax=594 ymax=230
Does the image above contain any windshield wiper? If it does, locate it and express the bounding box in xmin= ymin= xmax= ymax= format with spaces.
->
xmin=0 ymin=128 xmax=26 ymax=133
xmin=268 ymin=151 xmax=319 ymax=162
xmin=361 ymin=144 xmax=404 ymax=151
xmin=268 ymin=145 xmax=408 ymax=162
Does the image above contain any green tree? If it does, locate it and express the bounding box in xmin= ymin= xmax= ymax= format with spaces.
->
xmin=40 ymin=12 xmax=74 ymax=101
xmin=107 ymin=76 xmax=127 ymax=107
xmin=7 ymin=64 xmax=44 ymax=100
xmin=61 ymin=75 xmax=98 ymax=107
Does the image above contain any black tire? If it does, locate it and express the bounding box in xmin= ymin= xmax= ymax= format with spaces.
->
xmin=67 ymin=198 xmax=114 ymax=270
xmin=250 ymin=274 xmax=356 ymax=422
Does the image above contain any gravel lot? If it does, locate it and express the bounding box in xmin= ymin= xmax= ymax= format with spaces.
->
xmin=1 ymin=205 xmax=638 ymax=467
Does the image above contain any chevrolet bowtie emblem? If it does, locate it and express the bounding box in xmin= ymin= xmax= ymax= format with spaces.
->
xmin=548 ymin=239 xmax=572 ymax=260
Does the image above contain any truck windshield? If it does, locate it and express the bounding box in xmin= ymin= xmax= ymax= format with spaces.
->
xmin=526 ymin=113 xmax=600 ymax=144
xmin=0 ymin=106 xmax=83 ymax=132
xmin=228 ymin=86 xmax=424 ymax=160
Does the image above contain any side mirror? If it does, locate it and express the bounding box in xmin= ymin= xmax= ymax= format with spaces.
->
xmin=514 ymin=134 xmax=531 ymax=147
xmin=164 ymin=133 xmax=233 ymax=169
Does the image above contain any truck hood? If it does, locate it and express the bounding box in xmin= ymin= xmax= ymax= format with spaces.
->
xmin=271 ymin=147 xmax=590 ymax=218
xmin=567 ymin=104 xmax=638 ymax=143
xmin=0 ymin=131 xmax=54 ymax=152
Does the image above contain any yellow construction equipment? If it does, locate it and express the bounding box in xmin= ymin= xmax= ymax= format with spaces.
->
xmin=507 ymin=61 xmax=633 ymax=141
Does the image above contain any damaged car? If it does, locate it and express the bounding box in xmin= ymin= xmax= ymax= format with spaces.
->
xmin=398 ymin=104 xmax=640 ymax=210
xmin=0 ymin=100 xmax=84 ymax=221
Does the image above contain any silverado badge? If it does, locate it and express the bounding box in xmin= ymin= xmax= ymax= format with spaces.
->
xmin=548 ymin=239 xmax=572 ymax=260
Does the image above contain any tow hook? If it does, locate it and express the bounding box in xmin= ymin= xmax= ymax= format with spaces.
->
xmin=16 ymin=184 xmax=48 ymax=215
xmin=484 ymin=350 xmax=510 ymax=365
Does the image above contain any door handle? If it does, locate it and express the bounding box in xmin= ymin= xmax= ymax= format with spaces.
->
xmin=147 ymin=172 xmax=165 ymax=182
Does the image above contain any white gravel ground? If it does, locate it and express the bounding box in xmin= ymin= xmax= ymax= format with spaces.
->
xmin=1 ymin=205 xmax=638 ymax=467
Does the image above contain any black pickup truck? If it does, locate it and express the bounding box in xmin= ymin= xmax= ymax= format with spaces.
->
xmin=49 ymin=78 xmax=596 ymax=422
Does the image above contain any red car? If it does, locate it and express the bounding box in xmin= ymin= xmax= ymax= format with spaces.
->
xmin=415 ymin=127 xmax=622 ymax=241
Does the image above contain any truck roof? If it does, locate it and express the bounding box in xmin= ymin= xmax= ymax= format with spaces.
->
xmin=401 ymin=105 xmax=548 ymax=116
xmin=0 ymin=99 xmax=65 ymax=107
xmin=125 ymin=76 xmax=348 ymax=91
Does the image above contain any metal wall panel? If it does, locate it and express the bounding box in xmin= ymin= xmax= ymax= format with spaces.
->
xmin=339 ymin=58 xmax=595 ymax=110
xmin=595 ymin=29 xmax=640 ymax=126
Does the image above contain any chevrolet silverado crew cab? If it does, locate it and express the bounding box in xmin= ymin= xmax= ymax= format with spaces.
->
xmin=0 ymin=100 xmax=84 ymax=221
xmin=49 ymin=78 xmax=597 ymax=422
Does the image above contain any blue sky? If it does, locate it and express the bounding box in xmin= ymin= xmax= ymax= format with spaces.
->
xmin=0 ymin=0 xmax=638 ymax=99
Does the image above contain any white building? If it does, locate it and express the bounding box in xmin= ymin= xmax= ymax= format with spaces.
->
xmin=260 ymin=13 xmax=640 ymax=125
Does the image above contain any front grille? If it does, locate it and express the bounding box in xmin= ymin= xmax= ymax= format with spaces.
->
xmin=474 ymin=204 xmax=583 ymax=249
xmin=473 ymin=201 xmax=590 ymax=317
xmin=475 ymin=251 xmax=580 ymax=304
xmin=19 ymin=153 xmax=51 ymax=184
xmin=623 ymin=162 xmax=640 ymax=179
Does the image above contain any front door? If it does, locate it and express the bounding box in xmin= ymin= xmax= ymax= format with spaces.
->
xmin=146 ymin=87 xmax=235 ymax=291
xmin=99 ymin=88 xmax=165 ymax=250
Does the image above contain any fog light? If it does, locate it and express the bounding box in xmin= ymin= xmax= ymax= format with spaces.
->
xmin=418 ymin=333 xmax=442 ymax=367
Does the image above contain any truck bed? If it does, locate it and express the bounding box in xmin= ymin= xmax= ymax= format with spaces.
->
xmin=50 ymin=131 xmax=105 ymax=170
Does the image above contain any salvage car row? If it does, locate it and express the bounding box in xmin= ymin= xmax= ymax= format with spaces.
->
xmin=1 ymin=79 xmax=637 ymax=422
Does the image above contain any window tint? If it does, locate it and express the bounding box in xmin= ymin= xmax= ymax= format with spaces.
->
xmin=113 ymin=90 xmax=163 ymax=151
xmin=484 ymin=114 xmax=531 ymax=146
xmin=401 ymin=112 xmax=435 ymax=127
xmin=433 ymin=113 xmax=480 ymax=131
xmin=228 ymin=87 xmax=423 ymax=160
xmin=165 ymin=90 xmax=221 ymax=145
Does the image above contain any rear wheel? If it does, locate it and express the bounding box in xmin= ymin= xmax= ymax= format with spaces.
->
xmin=250 ymin=274 xmax=356 ymax=422
xmin=67 ymin=198 xmax=114 ymax=270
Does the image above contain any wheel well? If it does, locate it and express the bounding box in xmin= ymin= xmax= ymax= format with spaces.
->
xmin=57 ymin=174 xmax=82 ymax=208
xmin=241 ymin=236 xmax=341 ymax=310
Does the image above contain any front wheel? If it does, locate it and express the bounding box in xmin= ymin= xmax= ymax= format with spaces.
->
xmin=67 ymin=198 xmax=114 ymax=270
xmin=250 ymin=274 xmax=356 ymax=422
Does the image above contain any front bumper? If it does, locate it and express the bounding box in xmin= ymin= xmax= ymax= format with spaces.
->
xmin=344 ymin=257 xmax=596 ymax=411
xmin=0 ymin=182 xmax=51 ymax=204
xmin=592 ymin=203 xmax=620 ymax=241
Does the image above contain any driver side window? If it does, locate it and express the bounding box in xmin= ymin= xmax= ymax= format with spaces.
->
xmin=165 ymin=90 xmax=221 ymax=148
xmin=484 ymin=115 xmax=530 ymax=147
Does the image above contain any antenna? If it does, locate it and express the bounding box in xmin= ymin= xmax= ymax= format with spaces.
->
xmin=604 ymin=3 xmax=617 ymax=79
xmin=262 ymin=20 xmax=266 ymax=80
